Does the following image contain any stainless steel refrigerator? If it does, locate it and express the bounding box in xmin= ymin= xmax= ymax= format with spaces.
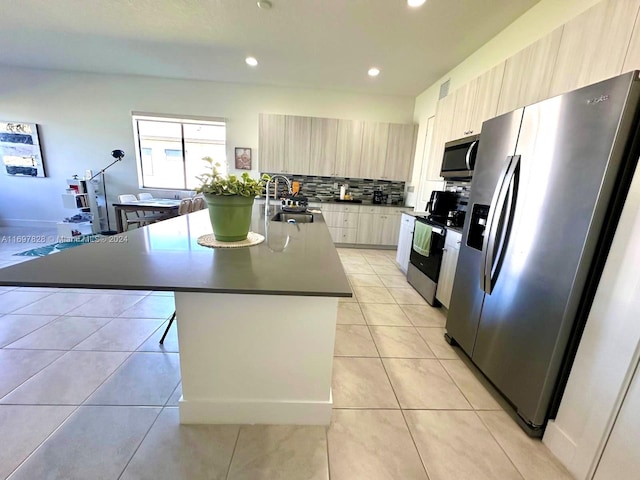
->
xmin=446 ymin=71 xmax=640 ymax=436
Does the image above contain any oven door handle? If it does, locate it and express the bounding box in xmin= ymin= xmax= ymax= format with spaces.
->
xmin=480 ymin=155 xmax=515 ymax=294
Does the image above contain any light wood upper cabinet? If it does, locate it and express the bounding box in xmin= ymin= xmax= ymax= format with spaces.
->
xmin=623 ymin=4 xmax=640 ymax=71
xmin=471 ymin=61 xmax=506 ymax=131
xmin=426 ymin=92 xmax=456 ymax=181
xmin=335 ymin=119 xmax=364 ymax=178
xmin=284 ymin=115 xmax=311 ymax=174
xmin=450 ymin=61 xmax=504 ymax=139
xmin=497 ymin=28 xmax=563 ymax=115
xmin=360 ymin=122 xmax=390 ymax=179
xmin=258 ymin=114 xmax=285 ymax=173
xmin=385 ymin=123 xmax=417 ymax=181
xmin=309 ymin=117 xmax=338 ymax=176
xmin=549 ymin=0 xmax=640 ymax=97
xmin=450 ymin=82 xmax=478 ymax=139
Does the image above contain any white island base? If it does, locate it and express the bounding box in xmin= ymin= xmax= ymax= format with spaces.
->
xmin=174 ymin=292 xmax=339 ymax=425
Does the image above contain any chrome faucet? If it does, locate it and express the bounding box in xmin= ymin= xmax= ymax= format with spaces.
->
xmin=264 ymin=175 xmax=292 ymax=218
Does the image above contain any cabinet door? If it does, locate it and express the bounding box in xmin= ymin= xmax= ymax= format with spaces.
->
xmin=425 ymin=93 xmax=456 ymax=182
xmin=360 ymin=122 xmax=390 ymax=179
xmin=549 ymin=0 xmax=640 ymax=97
xmin=498 ymin=28 xmax=562 ymax=115
xmin=284 ymin=115 xmax=312 ymax=175
xmin=470 ymin=61 xmax=506 ymax=132
xmin=450 ymin=82 xmax=478 ymax=139
xmin=385 ymin=123 xmax=417 ymax=181
xmin=436 ymin=231 xmax=462 ymax=308
xmin=356 ymin=213 xmax=383 ymax=244
xmin=335 ymin=119 xmax=364 ymax=178
xmin=380 ymin=214 xmax=402 ymax=246
xmin=309 ymin=117 xmax=338 ymax=176
xmin=623 ymin=5 xmax=640 ymax=71
xmin=258 ymin=114 xmax=286 ymax=173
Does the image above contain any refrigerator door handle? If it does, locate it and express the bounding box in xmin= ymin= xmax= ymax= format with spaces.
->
xmin=480 ymin=155 xmax=515 ymax=293
xmin=483 ymin=155 xmax=521 ymax=294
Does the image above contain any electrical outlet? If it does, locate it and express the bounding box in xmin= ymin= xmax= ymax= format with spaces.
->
xmin=333 ymin=182 xmax=338 ymax=189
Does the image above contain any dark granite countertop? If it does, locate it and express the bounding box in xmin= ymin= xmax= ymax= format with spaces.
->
xmin=0 ymin=206 xmax=352 ymax=297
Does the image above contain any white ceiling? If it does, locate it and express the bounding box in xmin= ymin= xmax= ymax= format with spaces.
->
xmin=0 ymin=0 xmax=540 ymax=97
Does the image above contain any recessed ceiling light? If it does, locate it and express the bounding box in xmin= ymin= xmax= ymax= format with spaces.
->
xmin=407 ymin=0 xmax=427 ymax=7
xmin=368 ymin=67 xmax=380 ymax=77
xmin=257 ymin=0 xmax=272 ymax=9
xmin=245 ymin=57 xmax=258 ymax=67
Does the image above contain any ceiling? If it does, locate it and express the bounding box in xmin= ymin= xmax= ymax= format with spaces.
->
xmin=0 ymin=0 xmax=540 ymax=97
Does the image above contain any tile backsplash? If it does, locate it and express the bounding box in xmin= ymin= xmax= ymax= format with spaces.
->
xmin=262 ymin=173 xmax=406 ymax=205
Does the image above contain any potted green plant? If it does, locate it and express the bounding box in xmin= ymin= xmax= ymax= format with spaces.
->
xmin=196 ymin=157 xmax=270 ymax=241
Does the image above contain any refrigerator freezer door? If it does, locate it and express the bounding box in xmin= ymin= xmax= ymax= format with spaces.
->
xmin=446 ymin=109 xmax=524 ymax=355
xmin=472 ymin=73 xmax=640 ymax=429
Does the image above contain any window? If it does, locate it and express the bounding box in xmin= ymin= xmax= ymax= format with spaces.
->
xmin=132 ymin=113 xmax=227 ymax=190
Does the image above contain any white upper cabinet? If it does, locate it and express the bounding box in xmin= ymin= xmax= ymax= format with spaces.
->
xmin=284 ymin=115 xmax=311 ymax=174
xmin=309 ymin=117 xmax=339 ymax=176
xmin=549 ymin=0 xmax=640 ymax=97
xmin=258 ymin=113 xmax=285 ymax=173
xmin=360 ymin=122 xmax=390 ymax=179
xmin=497 ymin=27 xmax=563 ymax=115
xmin=385 ymin=123 xmax=417 ymax=181
xmin=335 ymin=119 xmax=364 ymax=178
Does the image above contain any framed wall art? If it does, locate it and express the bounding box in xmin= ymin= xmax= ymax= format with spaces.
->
xmin=234 ymin=147 xmax=252 ymax=170
xmin=0 ymin=121 xmax=46 ymax=177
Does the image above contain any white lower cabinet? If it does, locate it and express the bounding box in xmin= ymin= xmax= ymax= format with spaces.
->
xmin=356 ymin=212 xmax=402 ymax=246
xmin=396 ymin=213 xmax=416 ymax=274
xmin=436 ymin=229 xmax=462 ymax=309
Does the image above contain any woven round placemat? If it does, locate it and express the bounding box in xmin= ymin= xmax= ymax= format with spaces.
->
xmin=197 ymin=231 xmax=265 ymax=249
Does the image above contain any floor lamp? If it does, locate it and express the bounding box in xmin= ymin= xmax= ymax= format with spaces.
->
xmin=90 ymin=149 xmax=125 ymax=235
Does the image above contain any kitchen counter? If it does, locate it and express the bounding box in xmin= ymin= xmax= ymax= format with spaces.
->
xmin=0 ymin=206 xmax=351 ymax=297
xmin=0 ymin=204 xmax=349 ymax=426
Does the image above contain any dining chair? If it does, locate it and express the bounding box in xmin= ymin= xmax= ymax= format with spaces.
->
xmin=178 ymin=198 xmax=193 ymax=215
xmin=137 ymin=193 xmax=153 ymax=200
xmin=118 ymin=194 xmax=150 ymax=230
xmin=191 ymin=194 xmax=206 ymax=212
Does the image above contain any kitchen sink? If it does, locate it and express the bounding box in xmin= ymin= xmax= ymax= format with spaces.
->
xmin=271 ymin=212 xmax=314 ymax=223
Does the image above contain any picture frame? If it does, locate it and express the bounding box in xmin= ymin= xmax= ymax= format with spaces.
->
xmin=234 ymin=147 xmax=252 ymax=170
xmin=0 ymin=121 xmax=46 ymax=178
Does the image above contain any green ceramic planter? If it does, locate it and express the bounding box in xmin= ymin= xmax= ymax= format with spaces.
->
xmin=203 ymin=194 xmax=255 ymax=242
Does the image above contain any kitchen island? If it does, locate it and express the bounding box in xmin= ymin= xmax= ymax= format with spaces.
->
xmin=0 ymin=205 xmax=352 ymax=425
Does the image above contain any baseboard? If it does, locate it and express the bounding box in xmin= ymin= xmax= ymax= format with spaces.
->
xmin=543 ymin=420 xmax=577 ymax=472
xmin=178 ymin=394 xmax=333 ymax=425
xmin=0 ymin=219 xmax=57 ymax=229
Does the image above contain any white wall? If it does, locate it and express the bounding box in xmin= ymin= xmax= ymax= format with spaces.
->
xmin=542 ymin=164 xmax=640 ymax=479
xmin=0 ymin=65 xmax=414 ymax=227
xmin=407 ymin=0 xmax=601 ymax=209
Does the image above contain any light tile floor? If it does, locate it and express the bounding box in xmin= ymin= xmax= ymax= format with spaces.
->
xmin=0 ymin=240 xmax=574 ymax=479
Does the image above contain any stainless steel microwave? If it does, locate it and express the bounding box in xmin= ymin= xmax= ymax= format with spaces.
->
xmin=440 ymin=134 xmax=479 ymax=179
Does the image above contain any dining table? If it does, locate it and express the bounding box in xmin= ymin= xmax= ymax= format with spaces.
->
xmin=113 ymin=198 xmax=182 ymax=233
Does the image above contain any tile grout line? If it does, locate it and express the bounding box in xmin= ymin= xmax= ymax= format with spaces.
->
xmin=4 ymin=403 xmax=83 ymax=479
xmin=474 ymin=411 xmax=526 ymax=480
xmin=225 ymin=426 xmax=242 ymax=480
xmin=116 ymin=406 xmax=165 ymax=480
xmin=352 ymin=272 xmax=433 ymax=480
